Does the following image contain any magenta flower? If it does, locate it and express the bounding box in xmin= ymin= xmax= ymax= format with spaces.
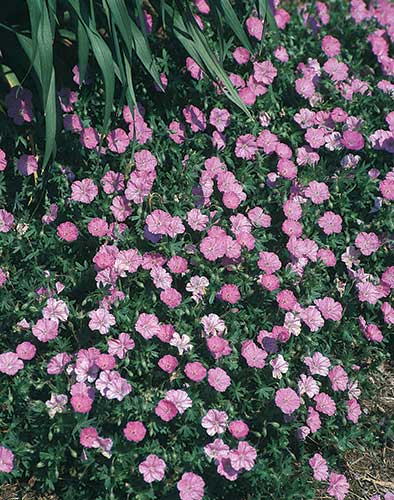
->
xmin=0 ymin=209 xmax=14 ymax=233
xmin=155 ymin=399 xmax=177 ymax=422
xmin=314 ymin=392 xmax=337 ymax=416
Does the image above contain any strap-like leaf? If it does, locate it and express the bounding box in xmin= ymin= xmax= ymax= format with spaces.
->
xmin=215 ymin=0 xmax=252 ymax=52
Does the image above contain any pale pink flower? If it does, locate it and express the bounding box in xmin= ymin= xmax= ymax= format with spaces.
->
xmin=275 ymin=388 xmax=301 ymax=415
xmin=309 ymin=453 xmax=328 ymax=481
xmin=204 ymin=438 xmax=230 ymax=460
xmin=355 ymin=232 xmax=380 ymax=256
xmin=246 ymin=17 xmax=263 ymax=40
xmin=165 ymin=390 xmax=192 ymax=414
xmin=304 ymin=352 xmax=331 ymax=376
xmin=201 ymin=313 xmax=226 ymax=337
xmin=0 ymin=446 xmax=14 ymax=473
xmin=298 ymin=374 xmax=320 ymax=398
xmin=71 ymin=179 xmax=98 ymax=204
xmin=304 ymin=181 xmax=330 ymax=204
xmin=314 ymin=297 xmax=343 ymax=321
xmin=32 ymin=318 xmax=59 ymax=342
xmin=108 ymin=333 xmax=135 ymax=359
xmin=107 ymin=128 xmax=130 ymax=153
xmin=229 ymin=441 xmax=257 ymax=471
xmin=314 ymin=392 xmax=336 ymax=416
xmin=43 ymin=298 xmax=69 ymax=322
xmin=208 ymin=367 xmax=231 ymax=392
xmin=300 ymin=306 xmax=324 ymax=332
xmin=270 ymin=355 xmax=289 ymax=379
xmin=346 ymin=399 xmax=362 ymax=423
xmin=135 ymin=313 xmax=160 ymax=339
xmin=177 ymin=472 xmax=205 ymax=500
xmin=46 ymin=393 xmax=68 ymax=418
xmin=201 ymin=409 xmax=228 ymax=436
xmin=0 ymin=352 xmax=24 ymax=375
xmin=209 ymin=108 xmax=230 ymax=132
xmin=318 ymin=212 xmax=342 ymax=234
xmin=327 ymin=473 xmax=349 ymax=500
xmin=169 ymin=332 xmax=192 ymax=355
xmin=253 ymin=60 xmax=277 ymax=85
xmin=328 ymin=366 xmax=348 ymax=391
xmin=88 ymin=308 xmax=116 ymax=335
xmin=139 ymin=454 xmax=166 ymax=483
xmin=241 ymin=340 xmax=267 ymax=368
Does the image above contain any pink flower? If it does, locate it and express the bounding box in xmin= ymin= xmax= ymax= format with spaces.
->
xmin=155 ymin=399 xmax=177 ymax=421
xmin=318 ymin=211 xmax=343 ymax=235
xmin=304 ymin=352 xmax=331 ymax=376
xmin=241 ymin=340 xmax=267 ymax=368
xmin=219 ymin=284 xmax=240 ymax=304
xmin=229 ymin=420 xmax=249 ymax=439
xmin=298 ymin=374 xmax=320 ymax=398
xmin=307 ymin=406 xmax=322 ymax=432
xmin=184 ymin=362 xmax=206 ymax=382
xmin=107 ymin=128 xmax=130 ymax=153
xmin=235 ymin=134 xmax=258 ymax=160
xmin=322 ymin=35 xmax=341 ymax=57
xmin=300 ymin=306 xmax=324 ymax=332
xmin=135 ymin=313 xmax=160 ymax=339
xmin=309 ymin=453 xmax=328 ymax=481
xmin=88 ymin=308 xmax=116 ymax=335
xmin=314 ymin=392 xmax=337 ymax=416
xmin=160 ymin=288 xmax=182 ymax=308
xmin=177 ymin=472 xmax=205 ymax=500
xmin=328 ymin=366 xmax=348 ymax=391
xmin=57 ymin=222 xmax=79 ymax=242
xmin=0 ymin=209 xmax=14 ymax=233
xmin=229 ymin=441 xmax=257 ymax=471
xmin=80 ymin=427 xmax=99 ymax=448
xmin=201 ymin=409 xmax=228 ymax=435
xmin=304 ymin=181 xmax=330 ymax=204
xmin=183 ymin=105 xmax=206 ymax=132
xmin=233 ymin=47 xmax=250 ymax=64
xmin=209 ymin=108 xmax=230 ymax=132
xmin=253 ymin=60 xmax=277 ymax=85
xmin=169 ymin=121 xmax=187 ymax=144
xmin=108 ymin=333 xmax=135 ymax=358
xmin=87 ymin=218 xmax=108 ymax=237
xmin=258 ymin=251 xmax=282 ymax=274
xmin=32 ymin=318 xmax=59 ymax=342
xmin=124 ymin=421 xmax=146 ymax=442
xmin=17 ymin=154 xmax=38 ymax=176
xmin=315 ymin=297 xmax=343 ymax=321
xmin=327 ymin=473 xmax=349 ymax=500
xmin=341 ymin=130 xmax=364 ymax=150
xmin=276 ymin=289 xmax=298 ymax=311
xmin=80 ymin=127 xmax=99 ymax=149
xmin=346 ymin=399 xmax=362 ymax=423
xmin=275 ymin=388 xmax=301 ymax=415
xmin=246 ymin=16 xmax=263 ymax=40
xmin=165 ymin=389 xmax=192 ymax=414
xmin=0 ymin=352 xmax=24 ymax=375
xmin=158 ymin=354 xmax=179 ymax=373
xmin=47 ymin=352 xmax=72 ymax=374
xmin=208 ymin=367 xmax=231 ymax=392
xmin=16 ymin=342 xmax=36 ymax=360
xmin=270 ymin=354 xmax=289 ymax=379
xmin=186 ymin=57 xmax=203 ymax=80
xmin=71 ymin=179 xmax=98 ymax=204
xmin=101 ymin=170 xmax=125 ymax=194
xmin=139 ymin=454 xmax=166 ymax=483
xmin=0 ymin=446 xmax=14 ymax=473
xmin=355 ymin=232 xmax=380 ymax=256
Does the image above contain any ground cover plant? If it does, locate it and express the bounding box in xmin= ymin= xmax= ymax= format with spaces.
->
xmin=0 ymin=1 xmax=393 ymax=499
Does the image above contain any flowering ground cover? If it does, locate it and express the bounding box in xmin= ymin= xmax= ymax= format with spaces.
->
xmin=0 ymin=0 xmax=393 ymax=499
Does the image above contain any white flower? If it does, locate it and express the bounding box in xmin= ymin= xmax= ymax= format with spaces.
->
xmin=170 ymin=333 xmax=192 ymax=355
